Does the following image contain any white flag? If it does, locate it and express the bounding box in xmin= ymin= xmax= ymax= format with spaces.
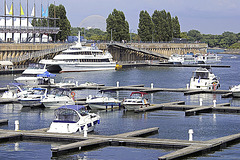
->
xmin=31 ymin=5 xmax=35 ymax=17
xmin=6 ymin=4 xmax=9 ymax=15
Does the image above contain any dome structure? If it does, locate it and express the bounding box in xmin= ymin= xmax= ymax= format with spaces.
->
xmin=79 ymin=15 xmax=106 ymax=31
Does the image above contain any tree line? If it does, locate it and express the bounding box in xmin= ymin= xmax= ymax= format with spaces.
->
xmin=31 ymin=5 xmax=240 ymax=49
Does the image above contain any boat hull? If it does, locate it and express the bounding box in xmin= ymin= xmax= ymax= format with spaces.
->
xmin=123 ymin=104 xmax=149 ymax=111
xmin=42 ymin=100 xmax=75 ymax=108
xmin=59 ymin=62 xmax=116 ymax=72
xmin=232 ymin=91 xmax=240 ymax=98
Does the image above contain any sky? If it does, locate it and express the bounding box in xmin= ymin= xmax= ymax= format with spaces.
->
xmin=1 ymin=0 xmax=240 ymax=35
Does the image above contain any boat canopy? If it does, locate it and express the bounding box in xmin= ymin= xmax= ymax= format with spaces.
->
xmin=37 ymin=71 xmax=56 ymax=77
xmin=130 ymin=92 xmax=148 ymax=97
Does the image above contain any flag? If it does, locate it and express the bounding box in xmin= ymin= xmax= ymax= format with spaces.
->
xmin=31 ymin=5 xmax=35 ymax=17
xmin=42 ymin=6 xmax=45 ymax=17
xmin=20 ymin=4 xmax=24 ymax=16
xmin=9 ymin=4 xmax=13 ymax=15
xmin=44 ymin=7 xmax=48 ymax=17
xmin=5 ymin=4 xmax=9 ymax=14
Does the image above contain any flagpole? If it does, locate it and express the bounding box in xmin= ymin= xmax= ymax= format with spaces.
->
xmin=20 ymin=0 xmax=22 ymax=43
xmin=27 ymin=0 xmax=29 ymax=41
xmin=11 ymin=0 xmax=14 ymax=42
xmin=4 ymin=0 xmax=7 ymax=41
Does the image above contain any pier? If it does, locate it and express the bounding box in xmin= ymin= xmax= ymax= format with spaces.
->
xmin=1 ymin=126 xmax=240 ymax=159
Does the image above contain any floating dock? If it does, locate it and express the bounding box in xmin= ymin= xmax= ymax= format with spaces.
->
xmin=1 ymin=126 xmax=240 ymax=159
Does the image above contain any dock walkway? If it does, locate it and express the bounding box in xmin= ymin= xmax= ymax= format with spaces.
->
xmin=1 ymin=126 xmax=240 ymax=159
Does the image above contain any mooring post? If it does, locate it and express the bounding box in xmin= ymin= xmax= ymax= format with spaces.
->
xmin=199 ymin=98 xmax=203 ymax=106
xmin=116 ymin=81 xmax=119 ymax=87
xmin=15 ymin=120 xmax=19 ymax=131
xmin=186 ymin=84 xmax=189 ymax=89
xmin=213 ymin=100 xmax=217 ymax=107
xmin=188 ymin=129 xmax=194 ymax=141
xmin=151 ymin=83 xmax=154 ymax=89
xmin=75 ymin=81 xmax=78 ymax=87
xmin=83 ymin=125 xmax=88 ymax=137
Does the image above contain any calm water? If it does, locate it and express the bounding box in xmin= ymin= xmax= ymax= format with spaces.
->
xmin=1 ymin=53 xmax=240 ymax=159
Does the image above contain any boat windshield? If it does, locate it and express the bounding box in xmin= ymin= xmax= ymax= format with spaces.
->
xmin=192 ymin=72 xmax=209 ymax=79
xmin=54 ymin=108 xmax=80 ymax=122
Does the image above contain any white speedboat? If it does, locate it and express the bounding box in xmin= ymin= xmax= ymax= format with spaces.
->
xmin=168 ymin=54 xmax=183 ymax=64
xmin=54 ymin=77 xmax=76 ymax=88
xmin=189 ymin=67 xmax=220 ymax=90
xmin=14 ymin=64 xmax=50 ymax=86
xmin=41 ymin=88 xmax=75 ymax=108
xmin=40 ymin=33 xmax=116 ymax=72
xmin=196 ymin=53 xmax=221 ymax=64
xmin=18 ymin=87 xmax=47 ymax=107
xmin=230 ymin=84 xmax=240 ymax=98
xmin=47 ymin=105 xmax=100 ymax=133
xmin=122 ymin=92 xmax=150 ymax=111
xmin=1 ymin=83 xmax=25 ymax=100
xmin=86 ymin=92 xmax=121 ymax=110
xmin=182 ymin=53 xmax=197 ymax=64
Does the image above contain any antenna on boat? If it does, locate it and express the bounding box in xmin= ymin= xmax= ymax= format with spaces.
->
xmin=78 ymin=31 xmax=81 ymax=43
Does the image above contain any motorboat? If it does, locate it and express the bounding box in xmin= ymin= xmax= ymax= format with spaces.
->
xmin=18 ymin=87 xmax=47 ymax=107
xmin=1 ymin=83 xmax=25 ymax=100
xmin=54 ymin=77 xmax=76 ymax=88
xmin=168 ymin=54 xmax=183 ymax=64
xmin=40 ymin=33 xmax=116 ymax=72
xmin=229 ymin=84 xmax=240 ymax=98
xmin=41 ymin=88 xmax=75 ymax=108
xmin=189 ymin=67 xmax=220 ymax=90
xmin=196 ymin=53 xmax=222 ymax=64
xmin=86 ymin=92 xmax=121 ymax=110
xmin=182 ymin=52 xmax=197 ymax=64
xmin=47 ymin=105 xmax=100 ymax=133
xmin=122 ymin=92 xmax=150 ymax=111
xmin=79 ymin=81 xmax=98 ymax=86
xmin=14 ymin=64 xmax=51 ymax=86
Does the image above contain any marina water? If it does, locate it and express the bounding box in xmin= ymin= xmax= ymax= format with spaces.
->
xmin=1 ymin=53 xmax=240 ymax=159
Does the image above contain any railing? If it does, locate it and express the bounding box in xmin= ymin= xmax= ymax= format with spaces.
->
xmin=0 ymin=26 xmax=60 ymax=34
xmin=6 ymin=44 xmax=72 ymax=63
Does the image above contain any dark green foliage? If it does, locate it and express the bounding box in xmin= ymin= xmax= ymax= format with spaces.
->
xmin=172 ymin=16 xmax=180 ymax=38
xmin=106 ymin=9 xmax=129 ymax=41
xmin=48 ymin=4 xmax=71 ymax=42
xmin=138 ymin=10 xmax=153 ymax=42
xmin=151 ymin=10 xmax=176 ymax=42
xmin=70 ymin=27 xmax=107 ymax=41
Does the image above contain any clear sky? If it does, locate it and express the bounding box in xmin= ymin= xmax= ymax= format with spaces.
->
xmin=2 ymin=0 xmax=240 ymax=35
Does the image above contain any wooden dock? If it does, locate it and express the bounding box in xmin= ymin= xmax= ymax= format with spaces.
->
xmin=1 ymin=126 xmax=240 ymax=159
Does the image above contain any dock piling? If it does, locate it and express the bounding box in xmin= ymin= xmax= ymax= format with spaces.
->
xmin=151 ymin=83 xmax=154 ymax=89
xmin=188 ymin=129 xmax=194 ymax=141
xmin=116 ymin=81 xmax=119 ymax=87
xmin=15 ymin=120 xmax=19 ymax=131
xmin=83 ymin=125 xmax=88 ymax=137
xmin=213 ymin=100 xmax=217 ymax=107
xmin=199 ymin=98 xmax=203 ymax=106
xmin=186 ymin=84 xmax=189 ymax=89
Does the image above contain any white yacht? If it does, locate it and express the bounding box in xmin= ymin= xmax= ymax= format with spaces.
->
xmin=18 ymin=87 xmax=48 ymax=107
xmin=40 ymin=34 xmax=116 ymax=72
xmin=41 ymin=88 xmax=75 ymax=108
xmin=168 ymin=54 xmax=183 ymax=64
xmin=86 ymin=92 xmax=121 ymax=110
xmin=122 ymin=92 xmax=150 ymax=111
xmin=47 ymin=105 xmax=100 ymax=133
xmin=189 ymin=67 xmax=220 ymax=90
xmin=14 ymin=64 xmax=49 ymax=86
xmin=229 ymin=84 xmax=240 ymax=98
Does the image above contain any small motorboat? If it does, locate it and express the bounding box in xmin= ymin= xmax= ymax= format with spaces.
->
xmin=1 ymin=83 xmax=25 ymax=100
xmin=18 ymin=87 xmax=47 ymax=107
xmin=47 ymin=105 xmax=100 ymax=133
xmin=41 ymin=88 xmax=75 ymax=108
xmin=230 ymin=84 xmax=240 ymax=98
xmin=122 ymin=92 xmax=150 ymax=111
xmin=189 ymin=67 xmax=220 ymax=90
xmin=168 ymin=54 xmax=183 ymax=64
xmin=54 ymin=77 xmax=76 ymax=88
xmin=86 ymin=92 xmax=121 ymax=110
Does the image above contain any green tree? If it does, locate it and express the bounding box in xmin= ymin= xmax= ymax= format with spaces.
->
xmin=172 ymin=16 xmax=180 ymax=38
xmin=166 ymin=12 xmax=173 ymax=41
xmin=49 ymin=4 xmax=71 ymax=41
xmin=152 ymin=10 xmax=162 ymax=42
xmin=187 ymin=30 xmax=202 ymax=42
xmin=138 ymin=10 xmax=153 ymax=42
xmin=106 ymin=9 xmax=129 ymax=42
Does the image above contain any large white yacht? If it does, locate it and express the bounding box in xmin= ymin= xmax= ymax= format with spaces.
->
xmin=189 ymin=67 xmax=220 ymax=90
xmin=40 ymin=34 xmax=116 ymax=72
